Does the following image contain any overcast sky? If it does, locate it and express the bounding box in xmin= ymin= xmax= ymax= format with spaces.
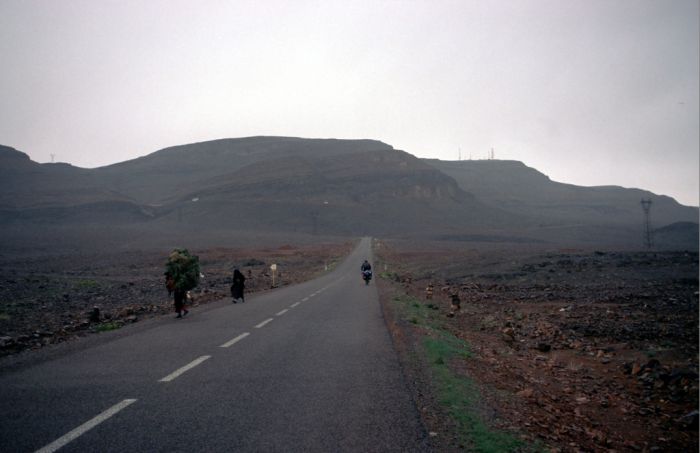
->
xmin=1 ymin=0 xmax=698 ymax=206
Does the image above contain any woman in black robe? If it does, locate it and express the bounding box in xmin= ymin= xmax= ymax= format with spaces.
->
xmin=231 ymin=268 xmax=246 ymax=303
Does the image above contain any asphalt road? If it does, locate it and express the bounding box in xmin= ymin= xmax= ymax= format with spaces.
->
xmin=0 ymin=237 xmax=429 ymax=452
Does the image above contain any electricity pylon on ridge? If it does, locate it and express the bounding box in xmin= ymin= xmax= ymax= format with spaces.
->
xmin=640 ymin=199 xmax=653 ymax=249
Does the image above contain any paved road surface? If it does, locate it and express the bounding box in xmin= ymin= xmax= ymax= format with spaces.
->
xmin=0 ymin=238 xmax=429 ymax=452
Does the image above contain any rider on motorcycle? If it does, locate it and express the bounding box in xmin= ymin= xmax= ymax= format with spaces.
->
xmin=361 ymin=260 xmax=372 ymax=284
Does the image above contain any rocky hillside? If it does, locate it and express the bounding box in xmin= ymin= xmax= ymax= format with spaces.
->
xmin=424 ymin=159 xmax=698 ymax=247
xmin=1 ymin=138 xmax=696 ymax=248
xmin=0 ymin=138 xmax=513 ymax=236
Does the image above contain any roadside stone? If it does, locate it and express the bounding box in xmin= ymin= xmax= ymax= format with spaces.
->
xmin=676 ymin=410 xmax=699 ymax=430
xmin=517 ymin=388 xmax=535 ymax=398
xmin=632 ymin=363 xmax=642 ymax=375
xmin=502 ymin=327 xmax=515 ymax=343
xmin=89 ymin=306 xmax=100 ymax=323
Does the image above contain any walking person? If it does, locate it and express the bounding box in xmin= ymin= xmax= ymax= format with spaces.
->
xmin=166 ymin=273 xmax=189 ymax=318
xmin=164 ymin=248 xmax=199 ymax=319
xmin=174 ymin=288 xmax=189 ymax=318
xmin=231 ymin=268 xmax=246 ymax=303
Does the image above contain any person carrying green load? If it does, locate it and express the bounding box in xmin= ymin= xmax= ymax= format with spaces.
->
xmin=165 ymin=248 xmax=201 ymax=318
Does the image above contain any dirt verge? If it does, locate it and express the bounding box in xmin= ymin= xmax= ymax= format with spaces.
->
xmin=374 ymin=239 xmax=698 ymax=452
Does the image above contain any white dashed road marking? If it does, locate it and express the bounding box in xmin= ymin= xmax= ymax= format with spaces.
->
xmin=35 ymin=399 xmax=137 ymax=453
xmin=159 ymin=355 xmax=211 ymax=382
xmin=34 ymin=273 xmax=349 ymax=452
xmin=219 ymin=332 xmax=250 ymax=348
xmin=255 ymin=318 xmax=274 ymax=329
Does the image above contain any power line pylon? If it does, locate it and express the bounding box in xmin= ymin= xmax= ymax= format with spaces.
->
xmin=640 ymin=199 xmax=653 ymax=249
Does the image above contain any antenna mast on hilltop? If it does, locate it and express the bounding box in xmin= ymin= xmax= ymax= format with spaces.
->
xmin=641 ymin=199 xmax=653 ymax=249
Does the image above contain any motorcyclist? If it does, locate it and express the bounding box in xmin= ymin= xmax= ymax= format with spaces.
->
xmin=361 ymin=260 xmax=373 ymax=284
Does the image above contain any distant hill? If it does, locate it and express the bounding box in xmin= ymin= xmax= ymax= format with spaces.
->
xmin=0 ymin=138 xmax=514 ymax=236
xmin=654 ymin=222 xmax=699 ymax=250
xmin=0 ymin=145 xmax=150 ymax=222
xmin=94 ymin=137 xmax=396 ymax=204
xmin=424 ymin=159 xmax=698 ymax=247
xmin=1 ymin=139 xmax=697 ymax=249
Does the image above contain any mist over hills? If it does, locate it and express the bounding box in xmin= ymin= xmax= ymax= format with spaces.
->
xmin=0 ymin=138 xmax=696 ymax=249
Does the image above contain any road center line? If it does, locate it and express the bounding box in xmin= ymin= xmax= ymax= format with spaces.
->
xmin=34 ymin=398 xmax=137 ymax=453
xmin=159 ymin=355 xmax=211 ymax=382
xmin=219 ymin=332 xmax=250 ymax=348
xmin=302 ymin=297 xmax=309 ymax=301
xmin=290 ymin=302 xmax=301 ymax=308
xmin=276 ymin=309 xmax=288 ymax=316
xmin=255 ymin=318 xmax=274 ymax=329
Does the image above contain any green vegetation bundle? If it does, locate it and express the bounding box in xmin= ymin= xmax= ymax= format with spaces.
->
xmin=165 ymin=248 xmax=201 ymax=291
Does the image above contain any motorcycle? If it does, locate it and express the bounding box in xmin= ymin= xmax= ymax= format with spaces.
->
xmin=362 ymin=269 xmax=373 ymax=285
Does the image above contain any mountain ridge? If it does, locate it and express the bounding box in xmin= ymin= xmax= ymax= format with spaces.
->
xmin=1 ymin=137 xmax=696 ymax=249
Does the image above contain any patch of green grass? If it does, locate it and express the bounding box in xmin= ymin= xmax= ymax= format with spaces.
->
xmin=380 ymin=271 xmax=399 ymax=280
xmin=392 ymin=294 xmax=438 ymax=328
xmin=392 ymin=294 xmax=533 ymax=452
xmin=423 ymin=335 xmax=525 ymax=452
xmin=75 ymin=279 xmax=100 ymax=289
xmin=96 ymin=321 xmax=120 ymax=332
xmin=424 ymin=333 xmax=472 ymax=361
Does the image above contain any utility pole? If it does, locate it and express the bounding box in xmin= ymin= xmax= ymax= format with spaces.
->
xmin=50 ymin=154 xmax=55 ymax=163
xmin=640 ymin=199 xmax=653 ymax=249
xmin=458 ymin=147 xmax=461 ymax=161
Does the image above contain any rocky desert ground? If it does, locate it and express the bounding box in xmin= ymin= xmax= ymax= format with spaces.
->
xmin=2 ymin=235 xmax=697 ymax=452
xmin=376 ymin=239 xmax=699 ymax=452
xmin=0 ymin=241 xmax=354 ymax=359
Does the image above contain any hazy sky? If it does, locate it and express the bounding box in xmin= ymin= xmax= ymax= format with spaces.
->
xmin=1 ymin=0 xmax=698 ymax=206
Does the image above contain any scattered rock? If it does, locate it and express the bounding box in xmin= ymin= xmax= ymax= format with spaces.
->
xmin=517 ymin=388 xmax=535 ymax=398
xmin=89 ymin=307 xmax=100 ymax=323
xmin=501 ymin=327 xmax=515 ymax=343
xmin=676 ymin=410 xmax=699 ymax=430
